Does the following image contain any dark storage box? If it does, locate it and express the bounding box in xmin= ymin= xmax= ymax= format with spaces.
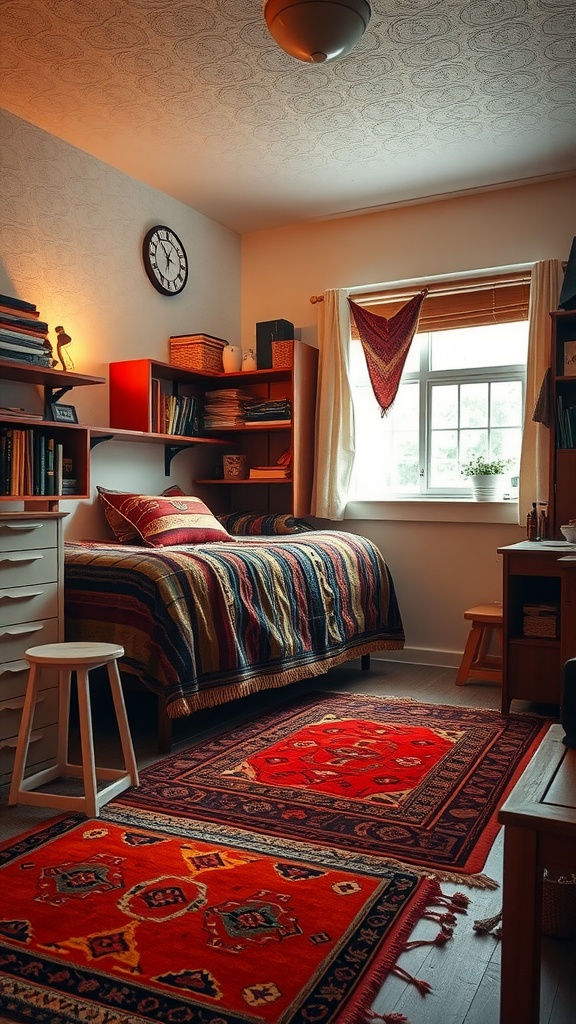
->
xmin=256 ymin=319 xmax=294 ymax=369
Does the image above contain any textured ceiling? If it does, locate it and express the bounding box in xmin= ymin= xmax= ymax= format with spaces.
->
xmin=1 ymin=0 xmax=575 ymax=234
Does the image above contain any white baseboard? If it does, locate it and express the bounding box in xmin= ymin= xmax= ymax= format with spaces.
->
xmin=371 ymin=647 xmax=461 ymax=669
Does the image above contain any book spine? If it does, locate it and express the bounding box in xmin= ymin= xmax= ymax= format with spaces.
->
xmin=45 ymin=437 xmax=55 ymax=496
xmin=0 ymin=313 xmax=49 ymax=335
xmin=0 ymin=293 xmax=37 ymax=314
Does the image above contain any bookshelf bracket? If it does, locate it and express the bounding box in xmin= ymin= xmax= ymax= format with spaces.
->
xmin=45 ymin=385 xmax=73 ymax=406
xmin=165 ymin=443 xmax=195 ymax=475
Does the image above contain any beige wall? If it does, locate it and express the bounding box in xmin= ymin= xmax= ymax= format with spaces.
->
xmin=241 ymin=177 xmax=576 ymax=666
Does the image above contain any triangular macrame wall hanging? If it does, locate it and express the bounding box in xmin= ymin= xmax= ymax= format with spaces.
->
xmin=348 ymin=289 xmax=427 ymax=415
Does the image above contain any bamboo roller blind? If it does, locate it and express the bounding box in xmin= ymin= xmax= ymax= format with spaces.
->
xmin=350 ymin=271 xmax=531 ymax=337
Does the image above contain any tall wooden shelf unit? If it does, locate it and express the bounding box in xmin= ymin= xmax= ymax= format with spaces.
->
xmin=108 ymin=341 xmax=318 ymax=517
xmin=0 ymin=360 xmax=104 ymax=782
xmin=499 ymin=309 xmax=576 ymax=713
xmin=548 ymin=308 xmax=576 ymax=537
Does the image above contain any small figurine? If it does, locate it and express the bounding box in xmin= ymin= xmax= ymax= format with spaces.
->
xmin=55 ymin=325 xmax=74 ymax=371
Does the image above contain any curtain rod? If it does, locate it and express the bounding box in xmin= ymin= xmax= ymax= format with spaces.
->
xmin=309 ymin=262 xmax=567 ymax=304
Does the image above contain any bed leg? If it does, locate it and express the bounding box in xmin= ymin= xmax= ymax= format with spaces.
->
xmin=361 ymin=654 xmax=370 ymax=671
xmin=157 ymin=700 xmax=172 ymax=754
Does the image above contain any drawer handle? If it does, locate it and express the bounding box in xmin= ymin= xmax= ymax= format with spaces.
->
xmin=0 ymin=523 xmax=43 ymax=532
xmin=0 ymin=623 xmax=44 ymax=640
xmin=0 ymin=589 xmax=44 ymax=601
xmin=0 ymin=553 xmax=43 ymax=565
xmin=0 ymin=660 xmax=29 ymax=676
xmin=0 ymin=729 xmax=44 ymax=751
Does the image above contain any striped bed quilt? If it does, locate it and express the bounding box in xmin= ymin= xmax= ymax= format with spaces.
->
xmin=64 ymin=531 xmax=404 ymax=720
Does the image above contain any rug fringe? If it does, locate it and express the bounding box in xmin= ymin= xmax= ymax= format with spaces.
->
xmin=337 ymin=879 xmax=469 ymax=1024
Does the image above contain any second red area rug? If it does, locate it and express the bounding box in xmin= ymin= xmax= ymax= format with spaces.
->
xmin=117 ymin=692 xmax=549 ymax=881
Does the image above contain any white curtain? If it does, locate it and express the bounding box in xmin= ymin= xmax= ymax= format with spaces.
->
xmin=518 ymin=260 xmax=562 ymax=523
xmin=311 ymin=289 xmax=354 ymax=520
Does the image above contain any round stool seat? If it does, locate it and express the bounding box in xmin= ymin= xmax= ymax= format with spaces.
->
xmin=25 ymin=642 xmax=125 ymax=665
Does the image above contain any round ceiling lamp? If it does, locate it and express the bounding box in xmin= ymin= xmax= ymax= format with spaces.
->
xmin=264 ymin=0 xmax=372 ymax=64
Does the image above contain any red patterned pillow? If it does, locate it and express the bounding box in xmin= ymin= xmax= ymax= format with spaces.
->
xmin=97 ymin=486 xmax=141 ymax=543
xmin=98 ymin=492 xmax=232 ymax=546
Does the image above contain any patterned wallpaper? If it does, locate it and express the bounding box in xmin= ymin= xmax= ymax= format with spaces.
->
xmin=0 ymin=0 xmax=574 ymax=232
xmin=0 ymin=109 xmax=241 ymax=394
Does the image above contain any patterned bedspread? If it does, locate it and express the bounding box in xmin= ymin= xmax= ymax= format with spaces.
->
xmin=64 ymin=531 xmax=404 ymax=719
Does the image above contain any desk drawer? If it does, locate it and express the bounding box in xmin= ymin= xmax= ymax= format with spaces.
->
xmin=0 ymin=618 xmax=59 ymax=664
xmin=0 ymin=519 xmax=57 ymax=552
xmin=0 ymin=684 xmax=58 ymax=743
xmin=0 ymin=583 xmax=58 ymax=626
xmin=0 ymin=723 xmax=58 ymax=784
xmin=0 ymin=547 xmax=58 ymax=588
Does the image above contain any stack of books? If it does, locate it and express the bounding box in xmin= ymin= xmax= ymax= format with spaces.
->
xmin=248 ymin=464 xmax=291 ymax=480
xmin=248 ymin=450 xmax=292 ymax=481
xmin=0 ymin=293 xmax=54 ymax=368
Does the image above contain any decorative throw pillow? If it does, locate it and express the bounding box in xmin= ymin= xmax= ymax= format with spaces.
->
xmin=217 ymin=511 xmax=315 ymax=536
xmin=98 ymin=492 xmax=232 ymax=546
xmin=97 ymin=486 xmax=141 ymax=543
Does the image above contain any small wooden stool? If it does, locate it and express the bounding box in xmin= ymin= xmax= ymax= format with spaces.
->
xmin=456 ymin=604 xmax=503 ymax=686
xmin=9 ymin=642 xmax=139 ymax=818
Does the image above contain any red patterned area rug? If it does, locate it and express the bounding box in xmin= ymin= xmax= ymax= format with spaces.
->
xmin=117 ymin=692 xmax=549 ymax=882
xmin=0 ymin=812 xmax=466 ymax=1024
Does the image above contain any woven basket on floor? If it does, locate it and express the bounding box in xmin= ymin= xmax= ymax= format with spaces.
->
xmin=542 ymin=870 xmax=576 ymax=938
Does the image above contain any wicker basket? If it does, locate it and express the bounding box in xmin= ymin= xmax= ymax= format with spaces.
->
xmin=170 ymin=334 xmax=227 ymax=373
xmin=542 ymin=870 xmax=576 ymax=937
xmin=272 ymin=340 xmax=293 ymax=369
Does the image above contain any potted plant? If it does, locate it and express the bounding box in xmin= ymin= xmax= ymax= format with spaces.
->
xmin=461 ymin=455 xmax=511 ymax=501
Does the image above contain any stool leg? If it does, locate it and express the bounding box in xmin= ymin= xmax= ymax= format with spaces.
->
xmin=107 ymin=660 xmax=139 ymax=787
xmin=8 ymin=663 xmax=40 ymax=805
xmin=56 ymin=668 xmax=72 ymax=772
xmin=455 ymin=624 xmax=483 ymax=685
xmin=76 ymin=667 xmax=99 ymax=818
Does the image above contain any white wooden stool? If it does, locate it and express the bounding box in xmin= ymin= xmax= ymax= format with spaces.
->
xmin=455 ymin=604 xmax=503 ymax=686
xmin=9 ymin=642 xmax=139 ymax=818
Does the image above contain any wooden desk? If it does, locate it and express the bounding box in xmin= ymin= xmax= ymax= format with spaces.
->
xmin=498 ymin=725 xmax=576 ymax=1024
xmin=498 ymin=541 xmax=576 ymax=712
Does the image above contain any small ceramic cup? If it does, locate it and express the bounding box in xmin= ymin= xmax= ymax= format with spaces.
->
xmin=242 ymin=348 xmax=257 ymax=371
xmin=223 ymin=454 xmax=248 ymax=479
xmin=222 ymin=345 xmax=242 ymax=372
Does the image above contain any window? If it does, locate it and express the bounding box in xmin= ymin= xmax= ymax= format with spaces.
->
xmin=348 ymin=272 xmax=530 ymax=501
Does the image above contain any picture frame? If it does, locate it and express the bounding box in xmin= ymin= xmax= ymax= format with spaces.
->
xmin=48 ymin=402 xmax=78 ymax=423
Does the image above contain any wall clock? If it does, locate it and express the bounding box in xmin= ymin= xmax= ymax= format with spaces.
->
xmin=142 ymin=225 xmax=188 ymax=296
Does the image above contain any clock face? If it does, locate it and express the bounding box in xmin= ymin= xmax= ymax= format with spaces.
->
xmin=142 ymin=225 xmax=188 ymax=295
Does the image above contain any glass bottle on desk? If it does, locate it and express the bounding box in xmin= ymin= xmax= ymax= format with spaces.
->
xmin=526 ymin=502 xmax=538 ymax=540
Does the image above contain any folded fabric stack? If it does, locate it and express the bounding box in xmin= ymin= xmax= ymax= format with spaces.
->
xmin=244 ymin=398 xmax=291 ymax=423
xmin=0 ymin=293 xmax=54 ymax=368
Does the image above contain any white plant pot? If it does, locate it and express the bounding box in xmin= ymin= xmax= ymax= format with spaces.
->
xmin=470 ymin=473 xmax=506 ymax=501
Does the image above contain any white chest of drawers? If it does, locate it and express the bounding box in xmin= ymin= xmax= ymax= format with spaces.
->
xmin=0 ymin=511 xmax=66 ymax=784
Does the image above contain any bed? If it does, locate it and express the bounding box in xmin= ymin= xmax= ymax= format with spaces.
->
xmin=64 ymin=515 xmax=404 ymax=751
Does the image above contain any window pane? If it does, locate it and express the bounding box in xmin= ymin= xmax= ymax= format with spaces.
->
xmin=491 ymin=381 xmax=523 ymax=426
xmin=431 ymin=384 xmax=458 ymax=428
xmin=460 ymin=382 xmax=488 ymax=427
xmin=351 ymin=380 xmax=419 ymax=496
xmin=430 ymin=430 xmax=459 ymax=487
xmin=431 ymin=321 xmax=529 ymax=370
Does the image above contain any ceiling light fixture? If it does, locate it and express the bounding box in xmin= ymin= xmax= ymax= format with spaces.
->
xmin=264 ymin=0 xmax=371 ymax=64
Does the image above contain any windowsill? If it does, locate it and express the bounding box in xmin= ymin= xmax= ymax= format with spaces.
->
xmin=345 ymin=499 xmax=520 ymax=524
